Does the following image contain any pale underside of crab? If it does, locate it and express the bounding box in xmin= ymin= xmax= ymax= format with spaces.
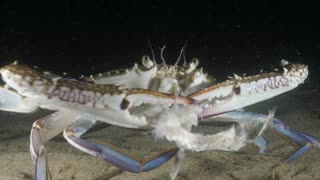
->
xmin=0 ymin=55 xmax=313 ymax=180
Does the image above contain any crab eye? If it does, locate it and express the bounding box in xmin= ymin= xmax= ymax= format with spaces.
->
xmin=142 ymin=55 xmax=154 ymax=69
xmin=191 ymin=58 xmax=199 ymax=67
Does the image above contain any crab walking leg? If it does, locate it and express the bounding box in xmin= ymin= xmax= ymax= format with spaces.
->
xmin=253 ymin=136 xmax=267 ymax=154
xmin=272 ymin=118 xmax=320 ymax=163
xmin=30 ymin=111 xmax=80 ymax=180
xmin=203 ymin=110 xmax=275 ymax=154
xmin=63 ymin=117 xmax=179 ymax=173
xmin=213 ymin=110 xmax=320 ymax=162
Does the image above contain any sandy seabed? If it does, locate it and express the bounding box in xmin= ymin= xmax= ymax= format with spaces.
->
xmin=0 ymin=86 xmax=319 ymax=180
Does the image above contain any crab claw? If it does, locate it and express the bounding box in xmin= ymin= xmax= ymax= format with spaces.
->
xmin=191 ymin=62 xmax=308 ymax=117
xmin=0 ymin=86 xmax=38 ymax=113
xmin=272 ymin=118 xmax=320 ymax=163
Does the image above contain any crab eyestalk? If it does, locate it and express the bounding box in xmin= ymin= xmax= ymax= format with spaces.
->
xmin=191 ymin=61 xmax=309 ymax=118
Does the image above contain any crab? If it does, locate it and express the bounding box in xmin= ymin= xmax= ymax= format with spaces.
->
xmin=0 ymin=52 xmax=313 ymax=180
xmin=88 ymin=53 xmax=313 ymax=156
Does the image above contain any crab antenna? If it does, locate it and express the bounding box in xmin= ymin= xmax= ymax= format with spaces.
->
xmin=174 ymin=46 xmax=184 ymax=67
xmin=182 ymin=40 xmax=188 ymax=65
xmin=147 ymin=34 xmax=156 ymax=64
xmin=160 ymin=45 xmax=167 ymax=67
xmin=182 ymin=47 xmax=187 ymax=66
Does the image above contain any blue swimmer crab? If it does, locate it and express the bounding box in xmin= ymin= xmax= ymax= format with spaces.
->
xmin=0 ymin=51 xmax=315 ymax=180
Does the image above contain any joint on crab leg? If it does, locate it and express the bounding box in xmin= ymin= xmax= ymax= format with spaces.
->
xmin=63 ymin=117 xmax=179 ymax=173
xmin=253 ymin=136 xmax=267 ymax=154
xmin=30 ymin=111 xmax=79 ymax=180
xmin=272 ymin=118 xmax=320 ymax=163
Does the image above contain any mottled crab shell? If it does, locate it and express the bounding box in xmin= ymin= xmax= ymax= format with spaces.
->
xmin=87 ymin=56 xmax=215 ymax=96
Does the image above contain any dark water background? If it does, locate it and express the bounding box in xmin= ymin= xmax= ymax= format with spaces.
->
xmin=0 ymin=1 xmax=319 ymax=85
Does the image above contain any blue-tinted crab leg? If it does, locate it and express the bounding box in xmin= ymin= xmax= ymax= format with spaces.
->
xmin=272 ymin=118 xmax=319 ymax=163
xmin=283 ymin=143 xmax=312 ymax=163
xmin=63 ymin=117 xmax=179 ymax=172
xmin=34 ymin=146 xmax=49 ymax=180
xmin=210 ymin=111 xmax=320 ymax=162
xmin=253 ymin=136 xmax=267 ymax=154
xmin=202 ymin=110 xmax=274 ymax=154
xmin=30 ymin=111 xmax=79 ymax=180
